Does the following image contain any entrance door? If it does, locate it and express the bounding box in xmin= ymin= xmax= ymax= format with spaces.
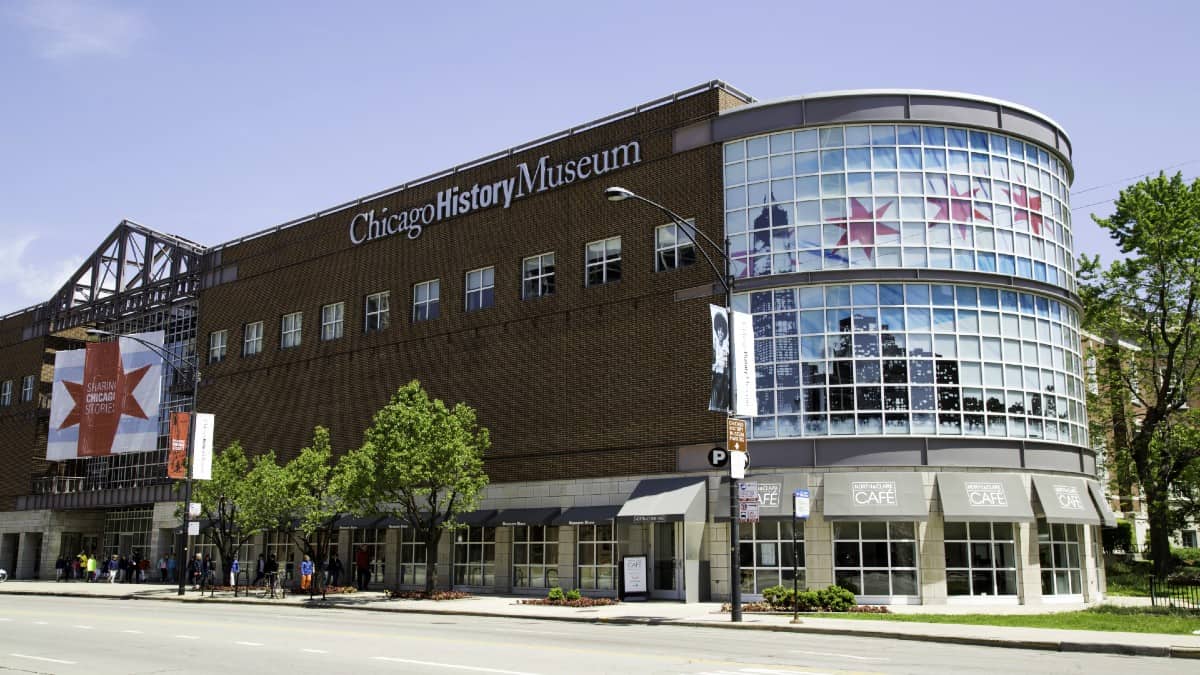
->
xmin=119 ymin=534 xmax=134 ymax=558
xmin=650 ymin=522 xmax=683 ymax=599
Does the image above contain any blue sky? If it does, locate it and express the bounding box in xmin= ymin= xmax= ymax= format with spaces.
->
xmin=1 ymin=0 xmax=1197 ymax=315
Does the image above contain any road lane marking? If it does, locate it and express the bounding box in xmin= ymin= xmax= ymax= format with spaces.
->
xmin=498 ymin=629 xmax=568 ymax=636
xmin=73 ymin=624 xmax=93 ymax=629
xmin=372 ymin=657 xmax=542 ymax=674
xmin=302 ymin=648 xmax=328 ymax=654
xmin=743 ymin=670 xmax=835 ymax=675
xmin=0 ymin=618 xmax=10 ymax=621
xmin=33 ymin=620 xmax=48 ymax=625
xmin=175 ymin=634 xmax=200 ymax=639
xmin=11 ymin=653 xmax=78 ymax=665
xmin=788 ymin=650 xmax=888 ymax=662
xmin=122 ymin=629 xmax=143 ymax=634
xmin=235 ymin=641 xmax=263 ymax=647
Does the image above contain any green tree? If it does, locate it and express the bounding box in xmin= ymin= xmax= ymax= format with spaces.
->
xmin=334 ymin=380 xmax=490 ymax=593
xmin=188 ymin=442 xmax=289 ymax=581
xmin=1080 ymin=171 xmax=1200 ymax=574
xmin=281 ymin=426 xmax=343 ymax=592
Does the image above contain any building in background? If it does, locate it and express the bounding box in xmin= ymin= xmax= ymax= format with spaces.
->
xmin=0 ymin=82 xmax=1115 ymax=604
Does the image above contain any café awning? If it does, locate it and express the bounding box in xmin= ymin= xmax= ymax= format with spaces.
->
xmin=936 ymin=473 xmax=1035 ymax=522
xmin=489 ymin=507 xmax=561 ymax=527
xmin=1086 ymin=479 xmax=1119 ymax=528
xmin=823 ymin=472 xmax=928 ymax=521
xmin=616 ymin=477 xmax=707 ymax=523
xmin=715 ymin=473 xmax=808 ymax=520
xmin=551 ymin=505 xmax=621 ymax=526
xmin=1031 ymin=475 xmax=1102 ymax=525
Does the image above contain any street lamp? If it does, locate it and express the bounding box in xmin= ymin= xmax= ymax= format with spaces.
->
xmin=86 ymin=327 xmax=200 ymax=596
xmin=603 ymin=186 xmax=744 ymax=622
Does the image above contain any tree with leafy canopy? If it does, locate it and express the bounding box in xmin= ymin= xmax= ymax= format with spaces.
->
xmin=1079 ymin=171 xmax=1200 ymax=574
xmin=280 ymin=426 xmax=343 ymax=593
xmin=186 ymin=442 xmax=289 ymax=582
xmin=334 ymin=380 xmax=489 ymax=593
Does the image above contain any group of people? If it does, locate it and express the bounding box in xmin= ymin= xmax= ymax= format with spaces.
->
xmin=55 ymin=551 xmax=179 ymax=583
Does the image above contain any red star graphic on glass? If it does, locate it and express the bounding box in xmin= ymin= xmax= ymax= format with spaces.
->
xmin=926 ymin=183 xmax=991 ymax=241
xmin=1008 ymin=185 xmax=1043 ymax=235
xmin=825 ymin=197 xmax=897 ymax=259
xmin=58 ymin=341 xmax=152 ymax=457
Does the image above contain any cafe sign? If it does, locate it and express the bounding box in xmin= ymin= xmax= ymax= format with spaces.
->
xmin=964 ymin=481 xmax=1009 ymax=507
xmin=852 ymin=481 xmax=898 ymax=506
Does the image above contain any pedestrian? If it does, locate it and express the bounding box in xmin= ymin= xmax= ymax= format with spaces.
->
xmin=253 ymin=554 xmax=265 ymax=586
xmin=299 ymin=555 xmax=313 ymax=591
xmin=328 ymin=553 xmax=342 ymax=587
xmin=107 ymin=555 xmax=119 ymax=583
xmin=139 ymin=556 xmax=149 ymax=583
xmin=86 ymin=554 xmax=97 ymax=582
xmin=190 ymin=553 xmax=203 ymax=590
xmin=355 ymin=544 xmax=370 ymax=591
xmin=158 ymin=554 xmax=167 ymax=583
xmin=118 ymin=555 xmax=128 ymax=583
xmin=167 ymin=553 xmax=177 ymax=583
xmin=71 ymin=555 xmax=81 ymax=581
xmin=55 ymin=556 xmax=66 ymax=582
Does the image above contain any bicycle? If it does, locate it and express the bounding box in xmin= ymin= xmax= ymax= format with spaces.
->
xmin=262 ymin=571 xmax=286 ymax=599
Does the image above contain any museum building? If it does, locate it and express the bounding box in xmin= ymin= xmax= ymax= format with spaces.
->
xmin=0 ymin=81 xmax=1115 ymax=604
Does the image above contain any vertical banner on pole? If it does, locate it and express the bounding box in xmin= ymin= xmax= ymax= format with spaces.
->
xmin=167 ymin=413 xmax=190 ymax=479
xmin=708 ymin=305 xmax=731 ymax=412
xmin=731 ymin=310 xmax=756 ymax=417
xmin=191 ymin=413 xmax=215 ymax=480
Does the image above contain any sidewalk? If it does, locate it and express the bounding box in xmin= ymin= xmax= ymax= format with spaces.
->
xmin=2 ymin=580 xmax=1198 ymax=659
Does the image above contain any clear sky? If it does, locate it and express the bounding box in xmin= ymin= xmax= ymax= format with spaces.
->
xmin=1 ymin=0 xmax=1197 ymax=315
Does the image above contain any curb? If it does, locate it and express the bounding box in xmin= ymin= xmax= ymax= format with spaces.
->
xmin=6 ymin=589 xmax=1197 ymax=659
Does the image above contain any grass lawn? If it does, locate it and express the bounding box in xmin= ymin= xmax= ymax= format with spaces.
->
xmin=1104 ymin=558 xmax=1153 ymax=596
xmin=831 ymin=605 xmax=1200 ymax=635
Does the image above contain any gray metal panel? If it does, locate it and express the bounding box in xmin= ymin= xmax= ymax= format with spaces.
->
xmin=822 ymin=472 xmax=928 ymax=521
xmin=1025 ymin=446 xmax=1083 ymax=473
xmin=909 ymin=95 xmax=998 ymax=129
xmin=712 ymin=101 xmax=806 ymax=142
xmin=1001 ymin=109 xmax=1061 ymax=153
xmin=551 ymin=505 xmax=620 ymax=526
xmin=926 ymin=444 xmax=1023 ymax=468
xmin=715 ymin=473 xmax=807 ymax=520
xmin=1031 ymin=475 xmax=1101 ymax=525
xmin=616 ymin=477 xmax=707 ymax=523
xmin=815 ymin=439 xmax=924 ymax=467
xmin=1087 ymin=480 xmax=1118 ymax=528
xmin=936 ymin=473 xmax=1035 ymax=522
xmin=673 ymin=121 xmax=713 ymax=153
xmin=805 ymin=95 xmax=908 ymax=123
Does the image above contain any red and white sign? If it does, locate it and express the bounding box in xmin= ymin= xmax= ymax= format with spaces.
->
xmin=47 ymin=331 xmax=164 ymax=461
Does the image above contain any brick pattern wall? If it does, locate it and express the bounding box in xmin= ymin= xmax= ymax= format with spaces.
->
xmin=0 ymin=310 xmax=49 ymax=510
xmin=197 ymin=90 xmax=735 ymax=481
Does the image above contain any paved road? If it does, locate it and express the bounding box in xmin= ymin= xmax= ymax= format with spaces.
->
xmin=0 ymin=596 xmax=1180 ymax=674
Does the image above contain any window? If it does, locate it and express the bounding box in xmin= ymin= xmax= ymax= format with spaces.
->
xmin=1038 ymin=520 xmax=1082 ymax=595
xmin=586 ymin=236 xmax=622 ymax=286
xmin=413 ymin=280 xmax=440 ymax=322
xmin=577 ymin=523 xmax=617 ymax=591
xmin=398 ymin=527 xmax=427 ymax=587
xmin=321 ymin=302 xmax=344 ymax=341
xmin=512 ymin=525 xmax=559 ymax=589
xmin=242 ymin=322 xmax=263 ymax=356
xmin=364 ymin=291 xmax=390 ymax=333
xmin=352 ymin=528 xmax=386 ymax=584
xmin=453 ymin=526 xmax=495 ymax=587
xmin=740 ymin=520 xmax=804 ymax=594
xmin=944 ymin=521 xmax=1018 ymax=596
xmin=522 ymin=252 xmax=555 ymax=299
xmin=0 ymin=380 xmax=11 ymax=406
xmin=208 ymin=330 xmax=227 ymax=364
xmin=833 ymin=521 xmax=919 ymax=597
xmin=655 ymin=220 xmax=697 ymax=271
xmin=20 ymin=375 xmax=34 ymax=403
xmin=465 ymin=267 xmax=495 ymax=312
xmin=280 ymin=312 xmax=302 ymax=349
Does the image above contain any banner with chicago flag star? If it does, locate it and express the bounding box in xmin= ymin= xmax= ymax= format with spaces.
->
xmin=47 ymin=331 xmax=164 ymax=461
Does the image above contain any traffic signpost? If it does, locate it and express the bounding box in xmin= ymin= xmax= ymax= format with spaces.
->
xmin=792 ymin=488 xmax=811 ymax=623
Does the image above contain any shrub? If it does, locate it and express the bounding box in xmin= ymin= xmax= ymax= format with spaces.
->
xmin=565 ymin=588 xmax=581 ymax=601
xmin=794 ymin=589 xmax=821 ymax=611
xmin=818 ymin=585 xmax=857 ymax=611
xmin=1173 ymin=547 xmax=1200 ymax=567
xmin=547 ymin=587 xmax=565 ymax=602
xmin=761 ymin=585 xmax=793 ymax=609
xmin=1102 ymin=519 xmax=1134 ymax=555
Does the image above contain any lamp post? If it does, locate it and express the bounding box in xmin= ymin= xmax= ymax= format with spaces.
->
xmin=603 ymin=186 xmax=743 ymax=622
xmin=85 ymin=328 xmax=200 ymax=597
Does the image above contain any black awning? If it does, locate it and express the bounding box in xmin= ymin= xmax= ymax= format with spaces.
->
xmin=551 ymin=505 xmax=621 ymax=526
xmin=490 ymin=507 xmax=561 ymax=527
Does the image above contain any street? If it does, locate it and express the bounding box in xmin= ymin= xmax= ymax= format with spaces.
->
xmin=0 ymin=596 xmax=1180 ymax=674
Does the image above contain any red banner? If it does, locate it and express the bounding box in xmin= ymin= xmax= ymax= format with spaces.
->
xmin=59 ymin=342 xmax=152 ymax=457
xmin=168 ymin=412 xmax=190 ymax=479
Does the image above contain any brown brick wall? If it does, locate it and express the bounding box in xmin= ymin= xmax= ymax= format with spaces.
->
xmin=197 ymin=90 xmax=736 ymax=480
xmin=0 ymin=310 xmax=48 ymax=510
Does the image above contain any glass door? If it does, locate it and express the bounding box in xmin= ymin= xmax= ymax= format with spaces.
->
xmin=650 ymin=522 xmax=682 ymax=599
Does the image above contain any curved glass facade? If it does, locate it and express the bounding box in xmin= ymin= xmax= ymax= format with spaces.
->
xmin=723 ymin=124 xmax=1074 ymax=293
xmin=732 ymin=282 xmax=1087 ymax=444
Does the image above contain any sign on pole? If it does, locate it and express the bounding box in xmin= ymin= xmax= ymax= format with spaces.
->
xmin=168 ymin=413 xmax=190 ymax=479
xmin=793 ymin=489 xmax=811 ymax=520
xmin=726 ymin=418 xmax=747 ymax=453
xmin=191 ymin=413 xmax=215 ymax=480
xmin=738 ymin=500 xmax=760 ymax=523
xmin=188 ymin=502 xmax=201 ymax=517
xmin=707 ymin=447 xmax=729 ymax=468
xmin=187 ymin=521 xmax=200 ymax=536
xmin=731 ymin=310 xmax=756 ymax=417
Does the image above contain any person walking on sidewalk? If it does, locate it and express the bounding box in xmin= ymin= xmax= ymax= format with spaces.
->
xmin=253 ymin=554 xmax=265 ymax=586
xmin=85 ymin=554 xmax=97 ymax=582
xmin=299 ymin=555 xmax=313 ymax=591
xmin=158 ymin=554 xmax=167 ymax=583
xmin=355 ymin=545 xmax=370 ymax=591
xmin=328 ymin=553 xmax=343 ymax=587
xmin=167 ymin=553 xmax=177 ymax=583
xmin=55 ymin=556 xmax=66 ymax=582
xmin=107 ymin=555 xmax=119 ymax=583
